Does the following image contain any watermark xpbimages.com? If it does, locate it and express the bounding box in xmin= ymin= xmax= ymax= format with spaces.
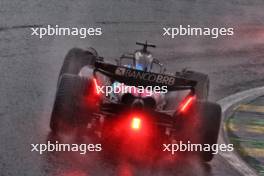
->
xmin=163 ymin=141 xmax=234 ymax=155
xmin=31 ymin=141 xmax=102 ymax=155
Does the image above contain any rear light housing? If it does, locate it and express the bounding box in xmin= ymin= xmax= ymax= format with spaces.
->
xmin=84 ymin=78 xmax=101 ymax=110
xmin=93 ymin=78 xmax=100 ymax=95
xmin=178 ymin=94 xmax=196 ymax=113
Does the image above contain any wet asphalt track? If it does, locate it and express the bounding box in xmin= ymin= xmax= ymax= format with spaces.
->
xmin=1 ymin=0 xmax=264 ymax=175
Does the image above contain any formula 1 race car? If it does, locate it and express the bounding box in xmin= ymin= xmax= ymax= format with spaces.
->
xmin=50 ymin=42 xmax=221 ymax=162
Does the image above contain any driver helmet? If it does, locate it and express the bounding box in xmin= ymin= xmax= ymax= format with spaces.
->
xmin=134 ymin=51 xmax=154 ymax=71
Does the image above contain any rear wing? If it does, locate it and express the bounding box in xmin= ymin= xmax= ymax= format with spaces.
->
xmin=94 ymin=61 xmax=197 ymax=91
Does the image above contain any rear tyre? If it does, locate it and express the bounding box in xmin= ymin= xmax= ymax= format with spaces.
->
xmin=198 ymin=101 xmax=222 ymax=162
xmin=59 ymin=48 xmax=96 ymax=77
xmin=50 ymin=74 xmax=92 ymax=133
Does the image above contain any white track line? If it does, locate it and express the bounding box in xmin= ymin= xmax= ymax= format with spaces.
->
xmin=217 ymin=87 xmax=264 ymax=176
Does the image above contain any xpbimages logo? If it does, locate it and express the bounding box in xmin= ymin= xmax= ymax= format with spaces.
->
xmin=95 ymin=82 xmax=168 ymax=96
xmin=31 ymin=141 xmax=102 ymax=154
xmin=31 ymin=25 xmax=102 ymax=39
xmin=163 ymin=141 xmax=234 ymax=155
xmin=162 ymin=25 xmax=234 ymax=39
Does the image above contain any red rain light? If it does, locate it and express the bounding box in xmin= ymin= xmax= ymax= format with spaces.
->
xmin=93 ymin=78 xmax=100 ymax=95
xmin=179 ymin=95 xmax=196 ymax=113
xmin=131 ymin=117 xmax=141 ymax=130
